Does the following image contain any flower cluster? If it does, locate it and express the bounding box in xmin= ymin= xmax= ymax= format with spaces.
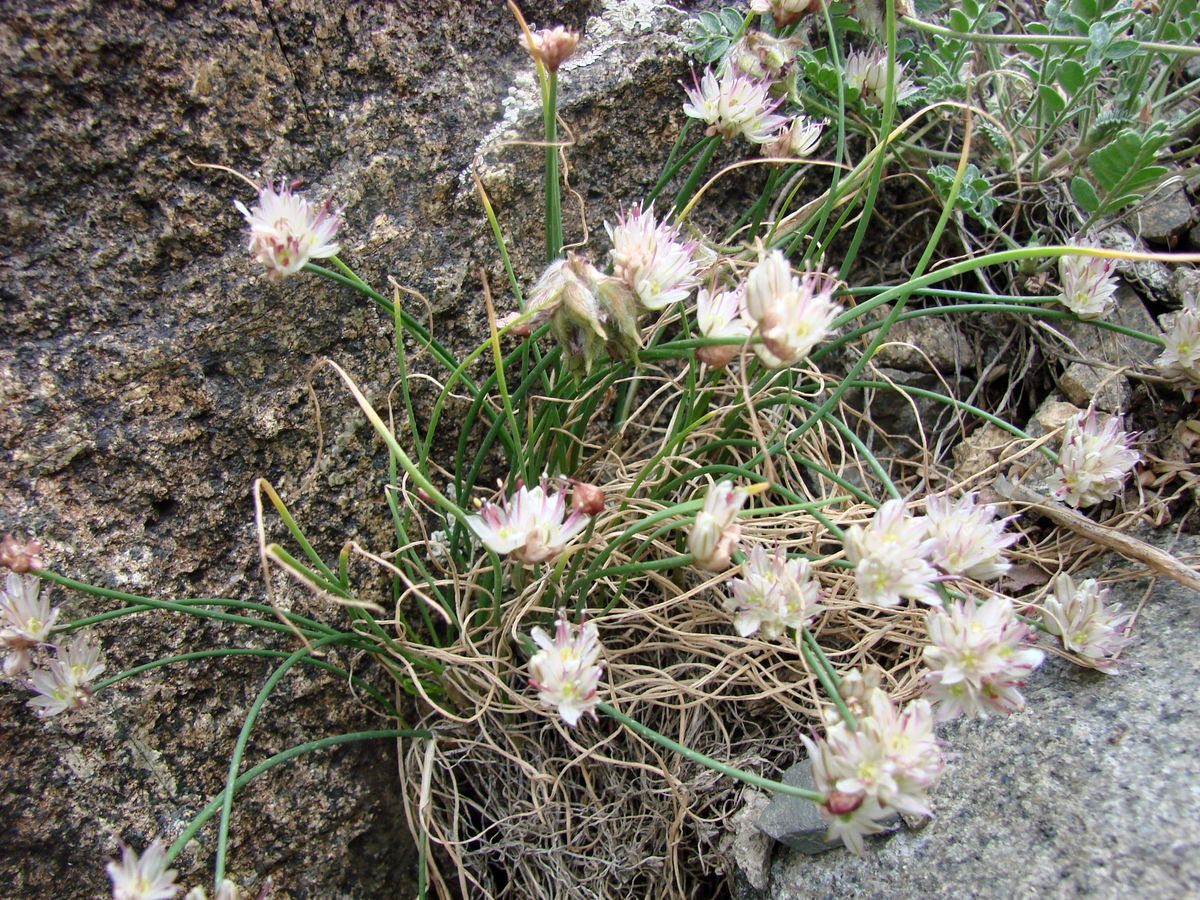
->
xmin=466 ymin=476 xmax=590 ymax=565
xmin=605 ymin=202 xmax=702 ymax=311
xmin=695 ymin=283 xmax=750 ymax=368
xmin=107 ymin=839 xmax=179 ymax=900
xmin=234 ymin=179 xmax=340 ymax=279
xmin=1041 ymin=573 xmax=1130 ymax=674
xmin=923 ymin=595 xmax=1045 ymax=721
xmin=683 ymin=66 xmax=787 ymax=143
xmin=843 ymin=50 xmax=920 ymax=106
xmin=520 ymin=25 xmax=579 ymax=72
xmin=1058 ymin=246 xmax=1119 ymax=320
xmin=1048 ymin=409 xmax=1139 ymax=508
xmin=1 ymin=572 xmax=59 ymax=675
xmin=923 ymin=492 xmax=1018 ymax=581
xmin=743 ymin=250 xmax=841 ymax=368
xmin=0 ymin=533 xmax=43 ymax=573
xmin=688 ymin=480 xmax=750 ymax=571
xmin=761 ymin=115 xmax=826 ymax=161
xmin=27 ymin=631 xmax=107 ymax=717
xmin=844 ymin=499 xmax=942 ymax=607
xmin=528 ymin=613 xmax=605 ymax=726
xmin=1155 ymin=298 xmax=1200 ymax=395
xmin=803 ymin=669 xmax=943 ymax=854
xmin=724 ymin=544 xmax=825 ymax=639
xmin=725 ymin=31 xmax=796 ymax=81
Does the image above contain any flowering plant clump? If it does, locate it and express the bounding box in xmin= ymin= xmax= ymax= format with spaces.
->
xmin=1041 ymin=574 xmax=1131 ymax=674
xmin=528 ymin=614 xmax=605 ymax=726
xmin=466 ymin=476 xmax=590 ymax=565
xmin=923 ymin=595 xmax=1045 ymax=721
xmin=234 ymin=179 xmax=340 ymax=279
xmin=1048 ymin=409 xmax=1139 ymax=507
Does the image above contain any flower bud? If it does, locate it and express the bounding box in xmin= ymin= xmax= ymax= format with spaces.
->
xmin=0 ymin=535 xmax=43 ymax=574
xmin=522 ymin=26 xmax=580 ymax=72
xmin=570 ymin=481 xmax=606 ymax=517
xmin=825 ymin=790 xmax=865 ymax=816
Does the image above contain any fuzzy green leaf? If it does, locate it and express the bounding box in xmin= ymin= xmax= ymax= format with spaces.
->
xmin=1071 ymin=176 xmax=1101 ymax=213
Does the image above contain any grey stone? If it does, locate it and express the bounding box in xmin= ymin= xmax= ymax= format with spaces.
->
xmin=1096 ymin=225 xmax=1173 ymax=297
xmin=1136 ymin=178 xmax=1195 ymax=247
xmin=737 ymin=534 xmax=1200 ymax=900
xmin=0 ymin=0 xmax=695 ymax=895
xmin=1168 ymin=267 xmax=1200 ymax=307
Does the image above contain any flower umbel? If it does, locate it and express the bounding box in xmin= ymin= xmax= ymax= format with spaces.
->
xmin=682 ymin=67 xmax=787 ymax=144
xmin=605 ymin=202 xmax=701 ymax=311
xmin=1155 ymin=299 xmax=1200 ymax=396
xmin=923 ymin=595 xmax=1045 ymax=721
xmin=1042 ymin=573 xmax=1131 ymax=674
xmin=234 ymin=179 xmax=340 ymax=279
xmin=724 ymin=543 xmax=825 ymax=639
xmin=923 ymin=492 xmax=1017 ymax=582
xmin=106 ymin=838 xmax=179 ymax=900
xmin=528 ymin=613 xmax=605 ymax=727
xmin=761 ymin=115 xmax=826 ymax=161
xmin=742 ymin=250 xmax=841 ymax=368
xmin=843 ymin=499 xmax=941 ymax=607
xmin=521 ymin=25 xmax=580 ymax=72
xmin=1058 ymin=245 xmax=1119 ymax=320
xmin=0 ymin=572 xmax=59 ymax=675
xmin=1048 ymin=409 xmax=1139 ymax=507
xmin=695 ymin=283 xmax=750 ymax=368
xmin=844 ymin=50 xmax=920 ymax=106
xmin=0 ymin=533 xmax=44 ymax=573
xmin=27 ymin=631 xmax=107 ymax=717
xmin=688 ymin=480 xmax=750 ymax=571
xmin=466 ymin=476 xmax=590 ymax=566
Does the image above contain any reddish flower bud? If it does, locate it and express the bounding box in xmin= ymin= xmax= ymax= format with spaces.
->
xmin=825 ymin=790 xmax=865 ymax=816
xmin=570 ymin=481 xmax=605 ymax=516
xmin=0 ymin=534 xmax=44 ymax=574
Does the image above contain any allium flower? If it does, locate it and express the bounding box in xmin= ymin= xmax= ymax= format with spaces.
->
xmin=0 ymin=533 xmax=43 ymax=573
xmin=605 ymin=202 xmax=702 ymax=311
xmin=742 ymin=251 xmax=841 ymax=368
xmin=106 ymin=838 xmax=179 ymax=900
xmin=528 ymin=613 xmax=604 ymax=726
xmin=724 ymin=544 xmax=824 ymax=639
xmin=923 ymin=595 xmax=1045 ymax=721
xmin=683 ymin=67 xmax=788 ymax=144
xmin=725 ymin=32 xmax=796 ymax=81
xmin=466 ymin=477 xmax=590 ymax=566
xmin=1155 ymin=300 xmax=1200 ymax=395
xmin=521 ymin=25 xmax=580 ymax=72
xmin=234 ymin=179 xmax=340 ymax=279
xmin=27 ymin=631 xmax=107 ymax=717
xmin=843 ymin=499 xmax=941 ymax=607
xmin=802 ymin=674 xmax=943 ymax=854
xmin=750 ymin=0 xmax=822 ymax=27
xmin=184 ymin=880 xmax=239 ymax=900
xmin=923 ymin=492 xmax=1018 ymax=582
xmin=695 ymin=283 xmax=750 ymax=368
xmin=688 ymin=480 xmax=750 ymax=572
xmin=843 ymin=50 xmax=920 ymax=106
xmin=1 ymin=572 xmax=59 ymax=675
xmin=761 ymin=115 xmax=826 ymax=161
xmin=1058 ymin=246 xmax=1119 ymax=319
xmin=1048 ymin=409 xmax=1139 ymax=507
xmin=1041 ymin=573 xmax=1131 ymax=674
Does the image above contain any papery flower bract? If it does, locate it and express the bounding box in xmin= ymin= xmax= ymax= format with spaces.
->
xmin=843 ymin=499 xmax=941 ymax=607
xmin=750 ymin=0 xmax=822 ymax=27
xmin=724 ymin=544 xmax=824 ymax=639
xmin=724 ymin=31 xmax=796 ymax=80
xmin=1042 ymin=573 xmax=1131 ymax=674
xmin=528 ymin=613 xmax=604 ymax=727
xmin=923 ymin=595 xmax=1045 ymax=721
xmin=466 ymin=477 xmax=589 ymax=566
xmin=521 ymin=25 xmax=579 ymax=72
xmin=27 ymin=630 xmax=107 ymax=717
xmin=695 ymin=283 xmax=750 ymax=368
xmin=605 ymin=202 xmax=701 ymax=311
xmin=1048 ymin=409 xmax=1139 ymax=508
xmin=1058 ymin=246 xmax=1119 ymax=319
xmin=923 ymin=492 xmax=1018 ymax=582
xmin=843 ymin=50 xmax=920 ymax=106
xmin=1 ymin=572 xmax=59 ymax=675
xmin=106 ymin=838 xmax=179 ymax=900
xmin=234 ymin=179 xmax=340 ymax=279
xmin=682 ymin=67 xmax=787 ymax=144
xmin=742 ymin=251 xmax=841 ymax=368
xmin=1155 ymin=300 xmax=1200 ymax=396
xmin=688 ymin=480 xmax=750 ymax=572
xmin=761 ymin=115 xmax=826 ymax=161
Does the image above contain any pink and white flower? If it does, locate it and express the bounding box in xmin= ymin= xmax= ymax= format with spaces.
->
xmin=1041 ymin=573 xmax=1131 ymax=674
xmin=1156 ymin=299 xmax=1200 ymax=394
xmin=683 ymin=67 xmax=788 ymax=144
xmin=521 ymin=25 xmax=580 ymax=72
xmin=844 ymin=499 xmax=941 ymax=607
xmin=1058 ymin=246 xmax=1119 ymax=319
xmin=605 ymin=202 xmax=702 ymax=311
xmin=724 ymin=544 xmax=824 ymax=639
xmin=1048 ymin=409 xmax=1139 ymax=508
xmin=923 ymin=595 xmax=1045 ymax=721
xmin=106 ymin=838 xmax=179 ymax=900
xmin=528 ymin=613 xmax=605 ymax=727
xmin=923 ymin=492 xmax=1018 ymax=582
xmin=1 ymin=572 xmax=59 ymax=675
xmin=27 ymin=631 xmax=107 ymax=717
xmin=695 ymin=282 xmax=750 ymax=368
xmin=761 ymin=115 xmax=826 ymax=160
xmin=742 ymin=251 xmax=841 ymax=368
xmin=688 ymin=480 xmax=750 ymax=572
xmin=844 ymin=50 xmax=920 ymax=106
xmin=466 ymin=477 xmax=590 ymax=566
xmin=234 ymin=179 xmax=340 ymax=279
